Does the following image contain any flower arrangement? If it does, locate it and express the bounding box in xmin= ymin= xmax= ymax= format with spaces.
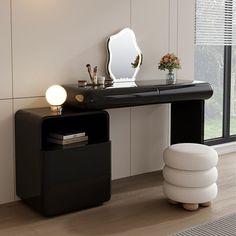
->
xmin=131 ymin=54 xmax=143 ymax=68
xmin=158 ymin=53 xmax=181 ymax=73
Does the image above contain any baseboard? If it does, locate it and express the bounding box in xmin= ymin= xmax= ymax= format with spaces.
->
xmin=213 ymin=141 xmax=236 ymax=155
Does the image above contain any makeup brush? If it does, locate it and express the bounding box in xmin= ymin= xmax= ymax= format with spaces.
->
xmin=86 ymin=64 xmax=93 ymax=82
xmin=93 ymin=66 xmax=98 ymax=84
xmin=93 ymin=66 xmax=98 ymax=77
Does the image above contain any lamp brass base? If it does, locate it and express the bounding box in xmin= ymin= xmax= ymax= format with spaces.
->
xmin=50 ymin=105 xmax=62 ymax=114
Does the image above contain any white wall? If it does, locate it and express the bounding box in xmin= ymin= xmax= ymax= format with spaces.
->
xmin=0 ymin=0 xmax=195 ymax=204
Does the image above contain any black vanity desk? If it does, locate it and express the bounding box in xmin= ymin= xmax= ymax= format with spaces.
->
xmin=15 ymin=79 xmax=213 ymax=216
xmin=64 ymin=79 xmax=213 ymax=144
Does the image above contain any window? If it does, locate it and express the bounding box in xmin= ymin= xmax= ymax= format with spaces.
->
xmin=195 ymin=0 xmax=236 ymax=144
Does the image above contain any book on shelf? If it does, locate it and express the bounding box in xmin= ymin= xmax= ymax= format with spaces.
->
xmin=49 ymin=131 xmax=86 ymax=140
xmin=61 ymin=141 xmax=88 ymax=148
xmin=47 ymin=135 xmax=88 ymax=145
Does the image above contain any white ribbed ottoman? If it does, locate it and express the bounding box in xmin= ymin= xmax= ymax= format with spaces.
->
xmin=162 ymin=143 xmax=218 ymax=211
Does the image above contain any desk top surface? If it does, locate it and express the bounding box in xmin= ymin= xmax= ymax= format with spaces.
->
xmin=63 ymin=80 xmax=213 ymax=110
xmin=65 ymin=80 xmax=206 ymax=90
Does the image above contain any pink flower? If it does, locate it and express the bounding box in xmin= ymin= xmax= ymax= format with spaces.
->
xmin=164 ymin=57 xmax=169 ymax=63
xmin=170 ymin=54 xmax=175 ymax=60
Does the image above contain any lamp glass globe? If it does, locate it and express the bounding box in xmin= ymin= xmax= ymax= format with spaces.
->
xmin=45 ymin=85 xmax=67 ymax=106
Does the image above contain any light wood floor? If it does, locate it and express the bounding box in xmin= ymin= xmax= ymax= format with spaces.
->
xmin=0 ymin=152 xmax=236 ymax=236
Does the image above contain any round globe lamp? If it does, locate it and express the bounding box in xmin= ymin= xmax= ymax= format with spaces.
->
xmin=45 ymin=85 xmax=67 ymax=113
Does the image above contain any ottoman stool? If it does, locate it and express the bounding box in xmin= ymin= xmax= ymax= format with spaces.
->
xmin=162 ymin=143 xmax=218 ymax=211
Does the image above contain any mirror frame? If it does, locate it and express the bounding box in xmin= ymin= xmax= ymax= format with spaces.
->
xmin=106 ymin=28 xmax=142 ymax=82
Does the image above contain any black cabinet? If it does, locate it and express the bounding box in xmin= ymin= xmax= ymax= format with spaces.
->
xmin=15 ymin=108 xmax=111 ymax=216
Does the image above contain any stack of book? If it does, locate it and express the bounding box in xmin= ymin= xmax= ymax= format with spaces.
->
xmin=47 ymin=131 xmax=88 ymax=145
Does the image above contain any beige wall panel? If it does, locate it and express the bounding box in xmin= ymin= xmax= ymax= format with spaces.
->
xmin=169 ymin=0 xmax=178 ymax=54
xmin=13 ymin=97 xmax=48 ymax=111
xmin=178 ymin=0 xmax=195 ymax=81
xmin=131 ymin=0 xmax=169 ymax=80
xmin=0 ymin=0 xmax=12 ymax=99
xmin=107 ymin=108 xmax=131 ymax=180
xmin=130 ymin=104 xmax=169 ymax=175
xmin=131 ymin=0 xmax=170 ymax=175
xmin=0 ymin=100 xmax=14 ymax=203
xmin=12 ymin=0 xmax=130 ymax=97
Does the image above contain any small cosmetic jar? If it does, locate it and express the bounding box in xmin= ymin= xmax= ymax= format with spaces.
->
xmin=97 ymin=76 xmax=105 ymax=85
xmin=78 ymin=80 xmax=87 ymax=87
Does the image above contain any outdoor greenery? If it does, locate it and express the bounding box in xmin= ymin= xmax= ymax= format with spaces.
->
xmin=231 ymin=116 xmax=236 ymax=135
xmin=205 ymin=116 xmax=236 ymax=140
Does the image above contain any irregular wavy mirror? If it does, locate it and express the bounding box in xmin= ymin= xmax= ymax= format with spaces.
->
xmin=107 ymin=28 xmax=142 ymax=82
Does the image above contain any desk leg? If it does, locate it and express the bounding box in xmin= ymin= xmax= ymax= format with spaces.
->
xmin=171 ymin=100 xmax=204 ymax=144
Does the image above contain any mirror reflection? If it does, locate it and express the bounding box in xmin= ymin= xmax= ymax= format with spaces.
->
xmin=107 ymin=28 xmax=142 ymax=82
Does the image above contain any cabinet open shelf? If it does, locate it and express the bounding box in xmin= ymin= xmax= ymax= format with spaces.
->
xmin=42 ymin=110 xmax=109 ymax=149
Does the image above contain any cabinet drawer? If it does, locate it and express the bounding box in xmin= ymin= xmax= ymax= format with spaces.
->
xmin=43 ymin=142 xmax=111 ymax=184
xmin=42 ymin=141 xmax=111 ymax=215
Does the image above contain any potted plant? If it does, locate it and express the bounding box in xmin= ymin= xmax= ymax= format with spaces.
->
xmin=158 ymin=53 xmax=181 ymax=82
